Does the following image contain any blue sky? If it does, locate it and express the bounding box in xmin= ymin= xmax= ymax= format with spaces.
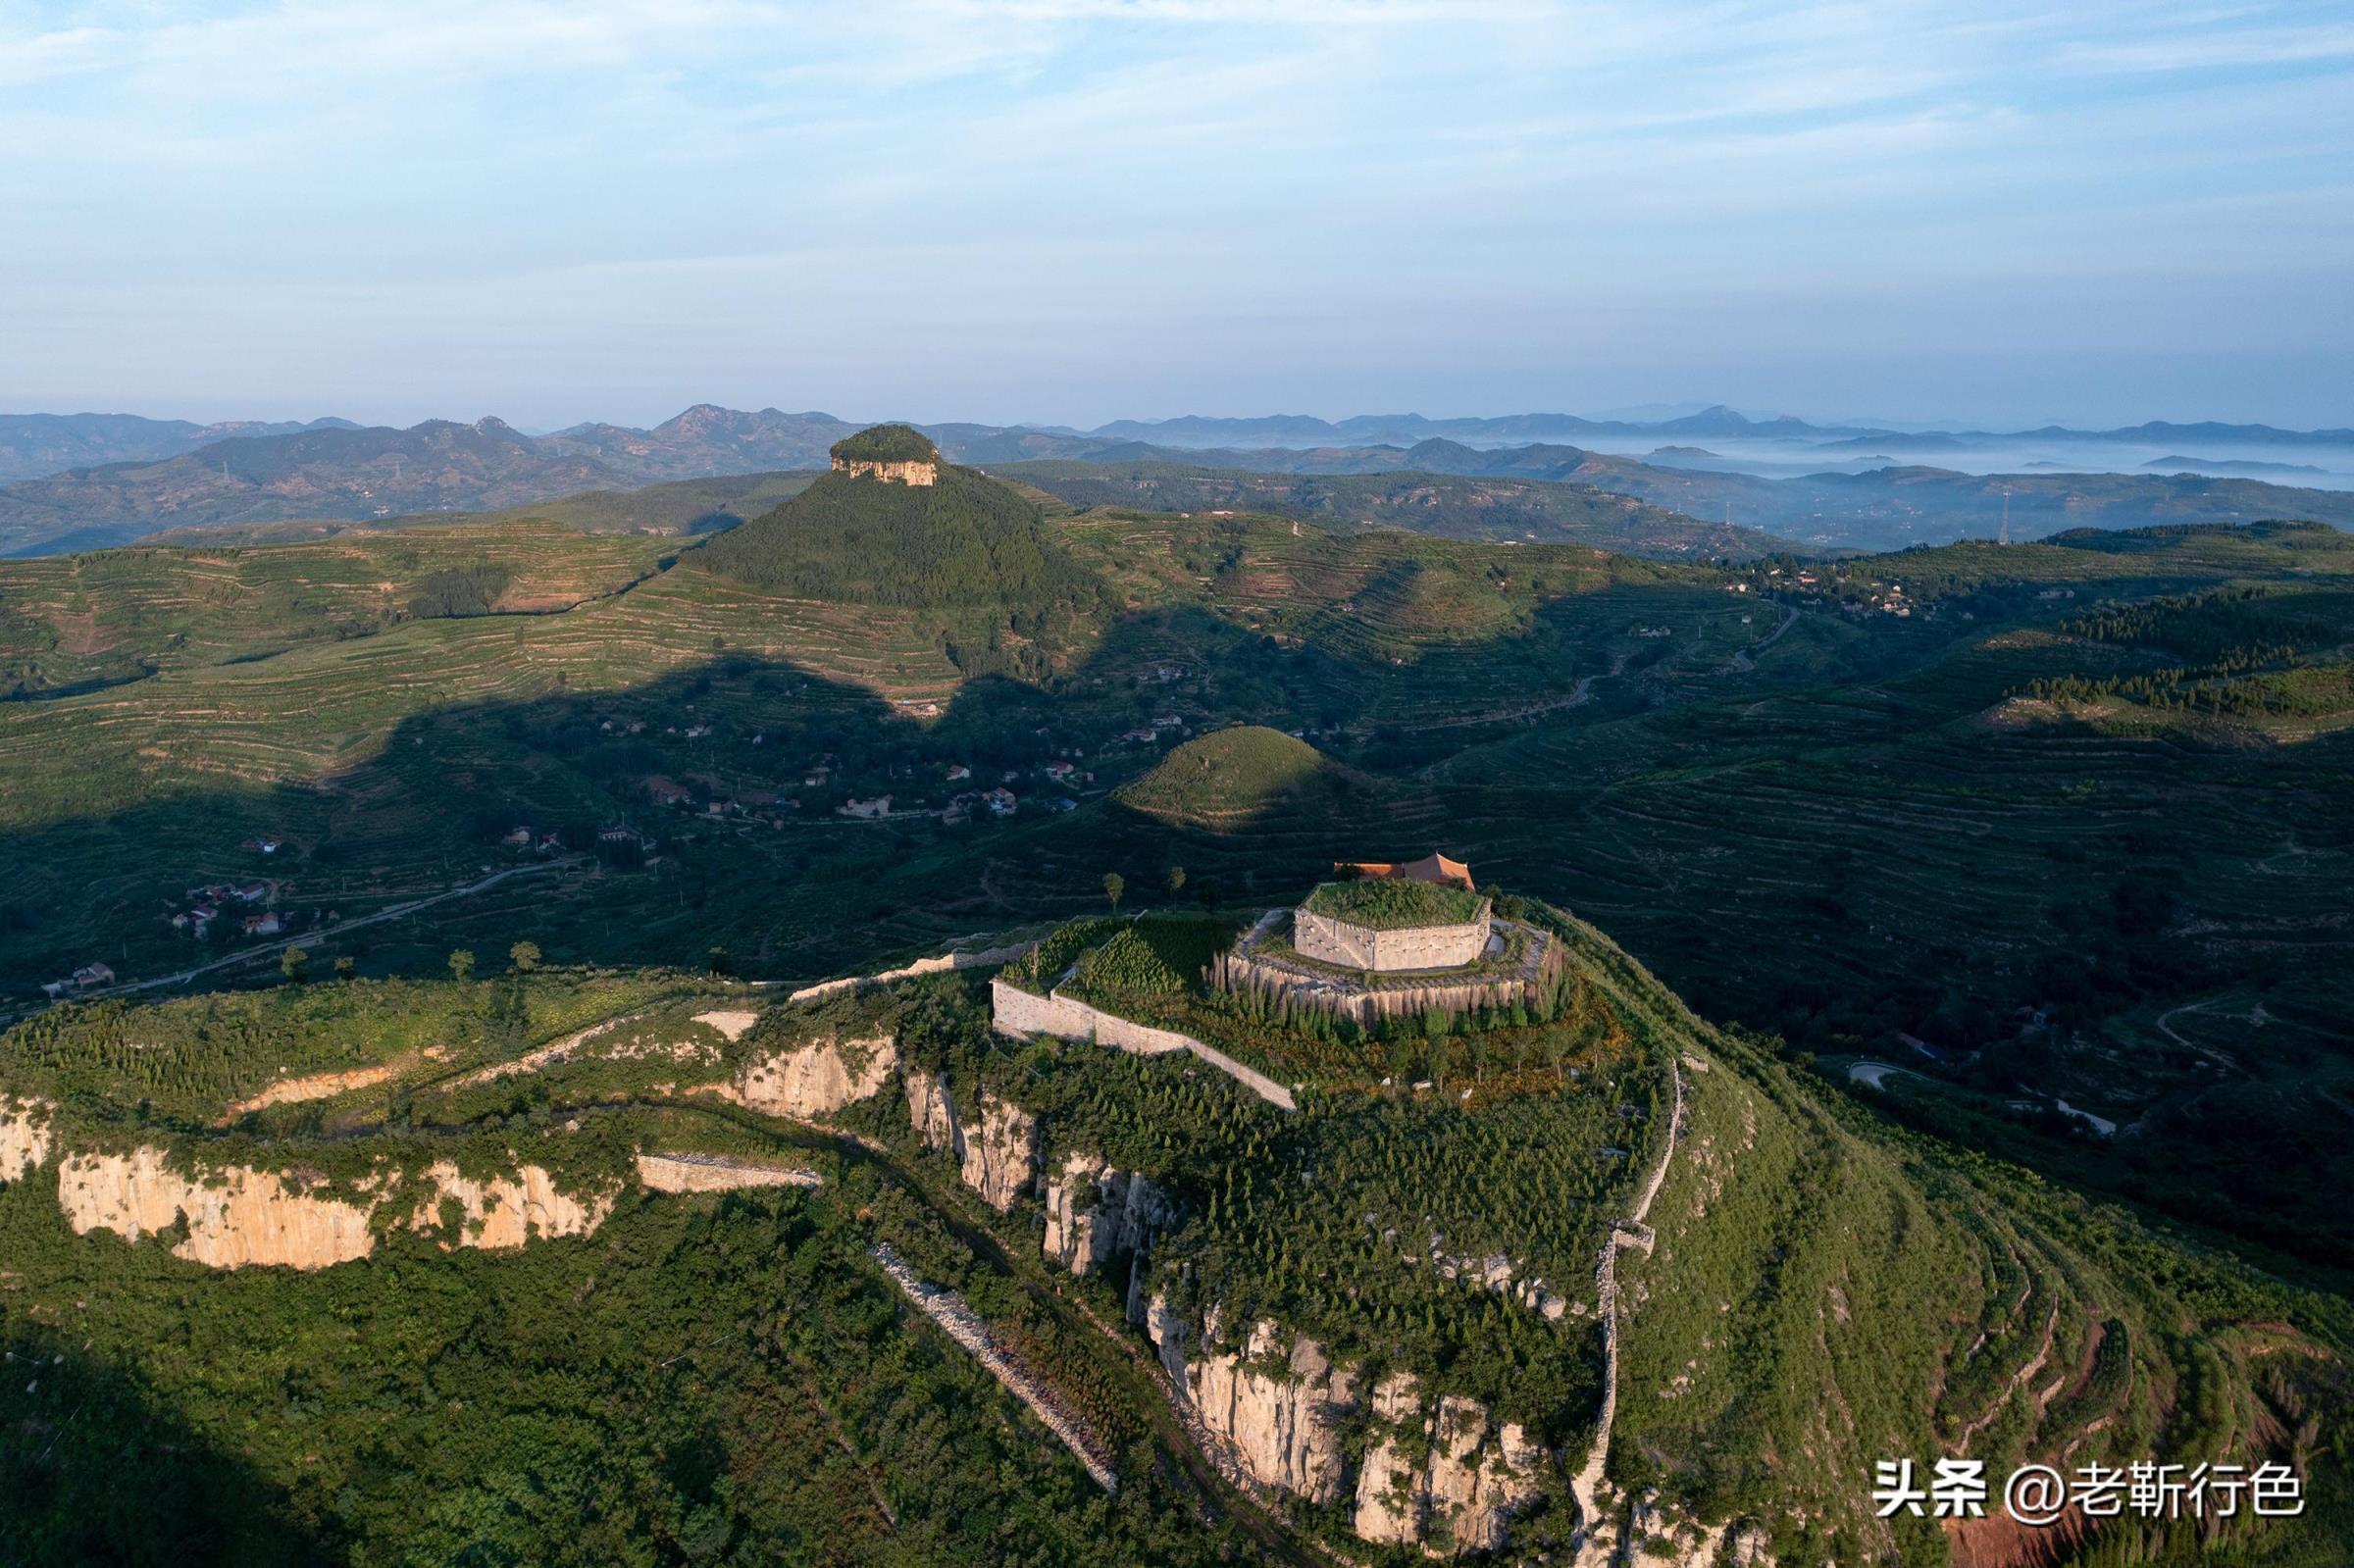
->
xmin=4 ymin=1 xmax=2350 ymax=430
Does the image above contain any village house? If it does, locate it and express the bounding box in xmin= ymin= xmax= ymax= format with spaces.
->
xmin=500 ymin=825 xmax=533 ymax=847
xmin=642 ymin=776 xmax=692 ymax=807
xmin=73 ymin=962 xmax=115 ymax=988
xmin=598 ymin=826 xmax=643 ymax=846
xmin=242 ymin=912 xmax=283 ymax=937
xmin=839 ymin=794 xmax=893 ymax=820
xmin=983 ymin=786 xmax=1017 ymax=816
xmin=232 ymin=882 xmax=270 ymax=904
xmin=1044 ymin=760 xmax=1075 ymax=783
xmin=946 ymin=763 xmax=971 ymax=782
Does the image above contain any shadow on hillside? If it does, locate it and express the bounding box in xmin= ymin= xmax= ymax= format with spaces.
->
xmin=3 ymin=582 xmax=1745 ymax=992
xmin=0 ymin=1335 xmax=332 ymax=1566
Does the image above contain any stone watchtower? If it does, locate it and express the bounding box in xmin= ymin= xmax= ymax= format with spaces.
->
xmin=829 ymin=424 xmax=940 ymax=486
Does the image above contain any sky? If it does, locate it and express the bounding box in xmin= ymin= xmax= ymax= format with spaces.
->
xmin=3 ymin=0 xmax=2350 ymax=431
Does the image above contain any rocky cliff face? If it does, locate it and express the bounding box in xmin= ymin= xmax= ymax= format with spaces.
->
xmin=1146 ymin=1300 xmax=1548 ymax=1553
xmin=905 ymin=1067 xmax=959 ymax=1152
xmin=56 ymin=1145 xmax=618 ymax=1270
xmin=831 ymin=456 xmax=937 ymax=485
xmin=1161 ymin=1311 xmax=1356 ymax=1504
xmin=1043 ymin=1151 xmax=1172 ymax=1275
xmin=414 ymin=1161 xmax=616 ymax=1250
xmin=726 ymin=1032 xmax=896 ymax=1119
xmin=58 ymin=1146 xmax=381 ymax=1270
xmin=1 ymin=1095 xmax=55 ymax=1182
xmin=960 ymin=1092 xmax=1039 ymax=1211
xmin=904 ymin=1070 xmax=1040 ymax=1212
xmin=1354 ymin=1380 xmax=1544 ymax=1554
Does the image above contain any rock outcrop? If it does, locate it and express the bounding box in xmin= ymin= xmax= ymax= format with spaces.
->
xmin=58 ymin=1146 xmax=379 ymax=1270
xmin=905 ymin=1070 xmax=1040 ymax=1212
xmin=58 ymin=1145 xmax=617 ymax=1269
xmin=1 ymin=1095 xmax=56 ymax=1182
xmin=905 ymin=1067 xmax=959 ymax=1151
xmin=415 ymin=1161 xmax=616 ymax=1249
xmin=727 ymin=1032 xmax=896 ymax=1120
xmin=1146 ymin=1302 xmax=1547 ymax=1555
xmin=960 ymin=1092 xmax=1040 ymax=1211
xmin=831 ymin=455 xmax=937 ymax=485
xmin=1043 ymin=1152 xmax=1172 ymax=1275
xmin=1181 ymin=1315 xmax=1356 ymax=1503
xmin=1354 ymin=1381 xmax=1545 ymax=1553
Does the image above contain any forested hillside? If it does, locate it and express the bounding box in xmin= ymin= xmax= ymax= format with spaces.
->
xmin=1 ymin=899 xmax=2343 ymax=1565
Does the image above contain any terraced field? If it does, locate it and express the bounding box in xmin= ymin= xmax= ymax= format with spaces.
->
xmin=3 ymin=506 xmax=2350 ymax=1290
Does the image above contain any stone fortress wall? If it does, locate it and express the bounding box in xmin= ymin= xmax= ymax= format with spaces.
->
xmin=991 ymin=979 xmax=1297 ymax=1111
xmin=1293 ymin=900 xmax=1492 ymax=972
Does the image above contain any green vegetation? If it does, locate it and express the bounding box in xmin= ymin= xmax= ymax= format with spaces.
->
xmin=830 ymin=424 xmax=939 ymax=465
xmin=3 ymin=890 xmax=2350 ymax=1564
xmin=1112 ymin=727 xmax=1341 ymax=828
xmin=691 ymin=463 xmax=1112 ymax=679
xmin=1302 ymin=878 xmax=1484 ymax=930
xmin=1067 ymin=913 xmax=1234 ymax=999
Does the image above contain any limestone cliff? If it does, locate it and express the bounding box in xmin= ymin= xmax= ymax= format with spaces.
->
xmin=725 ymin=1032 xmax=896 ymax=1120
xmin=1169 ymin=1313 xmax=1356 ymax=1504
xmin=1 ymin=1094 xmax=56 ymax=1182
xmin=905 ymin=1067 xmax=960 ymax=1153
xmin=1146 ymin=1302 xmax=1548 ymax=1553
xmin=415 ymin=1161 xmax=617 ymax=1249
xmin=960 ymin=1092 xmax=1039 ymax=1211
xmin=57 ymin=1145 xmax=618 ymax=1270
xmin=1042 ymin=1151 xmax=1171 ymax=1275
xmin=58 ymin=1146 xmax=380 ymax=1270
xmin=905 ymin=1070 xmax=1040 ymax=1212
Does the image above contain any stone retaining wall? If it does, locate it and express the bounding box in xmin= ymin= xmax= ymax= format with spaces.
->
xmin=992 ymin=980 xmax=1296 ymax=1111
xmin=1294 ymin=903 xmax=1491 ymax=972
xmin=787 ymin=940 xmax=1037 ymax=1004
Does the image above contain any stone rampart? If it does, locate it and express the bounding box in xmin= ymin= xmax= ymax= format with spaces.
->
xmin=992 ymin=980 xmax=1296 ymax=1111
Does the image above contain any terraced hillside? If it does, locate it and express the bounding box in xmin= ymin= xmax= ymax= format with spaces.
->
xmin=1 ymin=485 xmax=2349 ymax=1300
xmin=0 ymin=525 xmax=672 ymax=696
xmin=3 ymin=905 xmax=2343 ymax=1566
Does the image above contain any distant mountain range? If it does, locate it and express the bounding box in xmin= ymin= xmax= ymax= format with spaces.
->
xmin=5 ymin=403 xmax=2352 ymax=557
xmin=1072 ymin=405 xmax=2354 ymax=450
xmin=0 ymin=412 xmax=359 ymax=484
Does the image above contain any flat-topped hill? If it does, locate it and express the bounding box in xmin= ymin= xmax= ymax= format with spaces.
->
xmin=691 ymin=446 xmax=1103 ymax=612
xmin=830 ymin=423 xmax=939 ymax=467
xmin=1301 ymin=877 xmax=1484 ymax=930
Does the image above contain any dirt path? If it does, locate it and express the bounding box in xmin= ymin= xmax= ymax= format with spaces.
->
xmin=1957 ymin=1300 xmax=2062 ymax=1456
xmin=1722 ymin=606 xmax=1800 ymax=674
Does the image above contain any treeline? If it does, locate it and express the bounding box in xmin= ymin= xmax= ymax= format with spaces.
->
xmin=2063 ymin=585 xmax=2337 ymax=663
xmin=404 ymin=564 xmax=511 ymax=619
